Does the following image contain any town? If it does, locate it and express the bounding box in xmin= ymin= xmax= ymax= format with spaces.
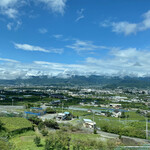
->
xmin=0 ymin=85 xmax=150 ymax=149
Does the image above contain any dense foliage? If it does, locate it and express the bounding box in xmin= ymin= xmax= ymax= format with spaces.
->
xmin=44 ymin=131 xmax=116 ymax=150
xmin=46 ymin=107 xmax=56 ymax=114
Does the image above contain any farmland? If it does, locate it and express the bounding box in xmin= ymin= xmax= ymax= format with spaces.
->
xmin=0 ymin=117 xmax=32 ymax=132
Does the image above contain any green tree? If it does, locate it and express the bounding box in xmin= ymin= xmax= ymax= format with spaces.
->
xmin=34 ymin=136 xmax=41 ymax=147
xmin=120 ymin=112 xmax=125 ymax=118
xmin=0 ymin=120 xmax=4 ymax=131
xmin=41 ymin=129 xmax=48 ymax=136
xmin=38 ymin=122 xmax=45 ymax=130
xmin=46 ymin=107 xmax=56 ymax=114
xmin=45 ymin=139 xmax=54 ymax=150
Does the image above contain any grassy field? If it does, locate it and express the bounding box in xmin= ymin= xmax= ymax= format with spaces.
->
xmin=10 ymin=130 xmax=110 ymax=150
xmin=10 ymin=131 xmax=45 ymax=150
xmin=0 ymin=117 xmax=32 ymax=131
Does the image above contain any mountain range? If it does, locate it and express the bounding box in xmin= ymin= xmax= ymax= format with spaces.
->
xmin=1 ymin=75 xmax=150 ymax=88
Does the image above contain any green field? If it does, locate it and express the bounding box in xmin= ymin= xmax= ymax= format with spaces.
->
xmin=10 ymin=130 xmax=113 ymax=150
xmin=0 ymin=117 xmax=32 ymax=131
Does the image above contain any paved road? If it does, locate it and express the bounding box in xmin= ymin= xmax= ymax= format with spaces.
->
xmin=0 ymin=105 xmax=24 ymax=111
xmin=95 ymin=130 xmax=150 ymax=144
xmin=38 ymin=114 xmax=57 ymax=121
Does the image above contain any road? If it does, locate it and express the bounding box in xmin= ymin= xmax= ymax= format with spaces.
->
xmin=96 ymin=130 xmax=150 ymax=144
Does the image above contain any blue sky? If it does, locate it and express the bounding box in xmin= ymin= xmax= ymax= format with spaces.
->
xmin=0 ymin=0 xmax=150 ymax=79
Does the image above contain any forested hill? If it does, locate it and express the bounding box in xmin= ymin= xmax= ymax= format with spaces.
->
xmin=1 ymin=75 xmax=150 ymax=88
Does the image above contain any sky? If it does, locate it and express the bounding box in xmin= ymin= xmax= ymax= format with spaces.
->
xmin=0 ymin=0 xmax=150 ymax=79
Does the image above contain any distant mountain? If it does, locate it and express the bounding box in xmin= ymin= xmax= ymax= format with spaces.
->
xmin=1 ymin=75 xmax=150 ymax=88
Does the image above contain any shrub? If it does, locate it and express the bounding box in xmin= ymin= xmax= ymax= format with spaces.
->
xmin=34 ymin=136 xmax=41 ymax=147
xmin=44 ymin=120 xmax=59 ymax=129
xmin=28 ymin=117 xmax=42 ymax=125
xmin=93 ymin=128 xmax=97 ymax=134
xmin=38 ymin=122 xmax=45 ymax=130
xmin=41 ymin=129 xmax=48 ymax=136
xmin=46 ymin=107 xmax=56 ymax=114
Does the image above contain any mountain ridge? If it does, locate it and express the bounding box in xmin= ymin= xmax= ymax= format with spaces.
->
xmin=0 ymin=75 xmax=150 ymax=88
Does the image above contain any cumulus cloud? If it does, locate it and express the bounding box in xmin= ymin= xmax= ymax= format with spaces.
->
xmin=75 ymin=8 xmax=85 ymax=22
xmin=101 ymin=10 xmax=150 ymax=35
xmin=14 ymin=43 xmax=63 ymax=54
xmin=112 ymin=22 xmax=137 ymax=35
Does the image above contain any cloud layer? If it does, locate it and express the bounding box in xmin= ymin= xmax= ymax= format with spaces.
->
xmin=1 ymin=47 xmax=150 ymax=79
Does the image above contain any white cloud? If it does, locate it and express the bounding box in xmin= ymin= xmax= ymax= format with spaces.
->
xmin=37 ymin=0 xmax=67 ymax=15
xmin=0 ymin=0 xmax=20 ymax=19
xmin=101 ymin=10 xmax=150 ymax=35
xmin=1 ymin=47 xmax=150 ymax=79
xmin=6 ymin=21 xmax=22 ymax=30
xmin=1 ymin=8 xmax=18 ymax=18
xmin=0 ymin=0 xmax=18 ymax=8
xmin=14 ymin=43 xmax=63 ymax=54
xmin=112 ymin=22 xmax=137 ymax=35
xmin=38 ymin=28 xmax=48 ymax=34
xmin=0 ymin=0 xmax=67 ymax=20
xmin=66 ymin=40 xmax=108 ymax=52
xmin=75 ymin=8 xmax=84 ymax=22
xmin=0 ymin=57 xmax=19 ymax=63
xmin=7 ymin=22 xmax=13 ymax=30
xmin=53 ymin=34 xmax=63 ymax=39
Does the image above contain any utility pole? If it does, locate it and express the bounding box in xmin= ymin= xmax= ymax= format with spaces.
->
xmin=146 ymin=117 xmax=148 ymax=140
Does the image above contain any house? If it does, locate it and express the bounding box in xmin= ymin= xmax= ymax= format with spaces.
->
xmin=83 ymin=119 xmax=96 ymax=129
xmin=50 ymin=100 xmax=61 ymax=106
xmin=0 ymin=95 xmax=6 ymax=100
xmin=112 ymin=110 xmax=122 ymax=117
xmin=57 ymin=113 xmax=66 ymax=120
xmin=110 ymin=103 xmax=122 ymax=108
xmin=57 ymin=112 xmax=72 ymax=120
xmin=50 ymin=94 xmax=64 ymax=99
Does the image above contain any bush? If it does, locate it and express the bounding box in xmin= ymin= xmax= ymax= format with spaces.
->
xmin=41 ymin=129 xmax=48 ymax=136
xmin=38 ymin=122 xmax=45 ymax=130
xmin=44 ymin=120 xmax=59 ymax=129
xmin=46 ymin=107 xmax=56 ymax=114
xmin=34 ymin=136 xmax=41 ymax=147
xmin=28 ymin=117 xmax=42 ymax=125
xmin=93 ymin=128 xmax=97 ymax=134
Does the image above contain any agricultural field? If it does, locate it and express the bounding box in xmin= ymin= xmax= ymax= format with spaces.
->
xmin=10 ymin=130 xmax=117 ymax=150
xmin=0 ymin=117 xmax=32 ymax=132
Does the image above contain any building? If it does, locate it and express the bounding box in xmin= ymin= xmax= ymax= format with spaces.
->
xmin=57 ymin=112 xmax=72 ymax=120
xmin=83 ymin=119 xmax=96 ymax=129
xmin=25 ymin=107 xmax=46 ymax=118
xmin=110 ymin=103 xmax=122 ymax=108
